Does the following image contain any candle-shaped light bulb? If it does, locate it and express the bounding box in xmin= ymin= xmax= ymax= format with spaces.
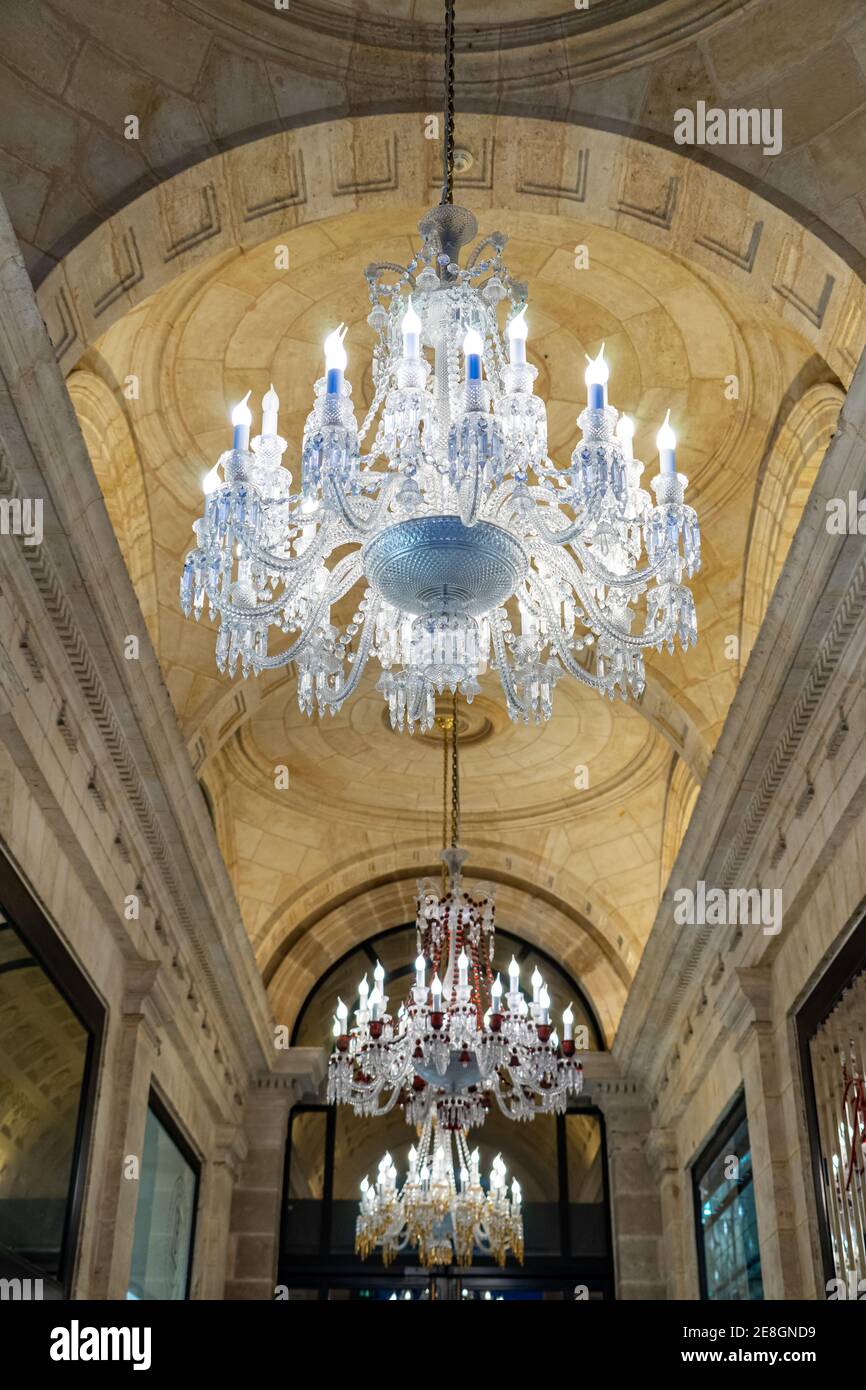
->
xmin=550 ymin=1029 xmax=559 ymax=1050
xmin=360 ymin=1175 xmax=369 ymax=1193
xmin=462 ymin=327 xmax=484 ymax=382
xmin=231 ymin=391 xmax=252 ymax=450
xmin=656 ymin=409 xmax=677 ymax=474
xmin=415 ymin=953 xmax=426 ymax=989
xmin=401 ymin=297 xmax=422 ymax=360
xmin=408 ymin=1145 xmax=417 ymax=1170
xmin=508 ymin=956 xmax=520 ymax=991
xmin=511 ymin=1178 xmax=522 ymax=1206
xmin=584 ymin=343 xmax=609 ymax=408
xmin=261 ymin=383 xmax=279 ymax=437
xmin=460 ymin=1164 xmax=469 ymax=1190
xmin=562 ymin=1002 xmax=574 ymax=1042
xmin=374 ymin=959 xmax=385 ymax=989
xmin=615 ymin=412 xmax=635 ymax=460
xmin=202 ymin=463 xmax=222 ymax=495
xmin=369 ymin=986 xmax=381 ymax=1021
xmin=458 ymin=949 xmax=469 ymax=987
xmin=531 ymin=966 xmax=543 ymax=1003
xmin=332 ymin=1016 xmax=340 ymax=1039
xmin=538 ymin=985 xmax=550 ymax=1023
xmin=491 ymin=973 xmax=503 ymax=1008
xmin=507 ymin=306 xmax=528 ymax=366
xmin=431 ymin=973 xmax=442 ymax=1002
xmin=358 ymin=975 xmax=369 ymax=1014
xmin=324 ymin=323 xmax=348 ymax=395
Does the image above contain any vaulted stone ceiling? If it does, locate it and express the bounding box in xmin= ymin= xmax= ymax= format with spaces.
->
xmin=63 ymin=157 xmax=852 ymax=1043
xmin=3 ymin=0 xmax=863 ymax=1051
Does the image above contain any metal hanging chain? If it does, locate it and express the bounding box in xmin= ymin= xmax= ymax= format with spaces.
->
xmin=450 ymin=689 xmax=460 ymax=847
xmin=440 ymin=0 xmax=456 ymax=205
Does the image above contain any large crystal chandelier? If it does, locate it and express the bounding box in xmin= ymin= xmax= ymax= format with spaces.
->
xmin=179 ymin=0 xmax=700 ymax=735
xmin=356 ymin=1113 xmax=523 ymax=1269
xmin=327 ymin=701 xmax=583 ymax=1129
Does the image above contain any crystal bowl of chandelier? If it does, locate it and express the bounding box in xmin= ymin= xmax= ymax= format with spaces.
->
xmin=180 ymin=206 xmax=700 ymax=733
xmin=327 ymin=917 xmax=583 ymax=1129
xmin=356 ymin=1114 xmax=524 ymax=1269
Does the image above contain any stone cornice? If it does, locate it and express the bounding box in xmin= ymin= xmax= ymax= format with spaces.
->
xmin=0 ymin=199 xmax=276 ymax=1083
xmin=614 ymin=346 xmax=866 ymax=1089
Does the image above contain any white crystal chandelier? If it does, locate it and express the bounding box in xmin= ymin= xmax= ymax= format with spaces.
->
xmin=356 ymin=1114 xmax=523 ymax=1269
xmin=179 ymin=5 xmax=700 ymax=735
xmin=327 ymin=705 xmax=583 ymax=1129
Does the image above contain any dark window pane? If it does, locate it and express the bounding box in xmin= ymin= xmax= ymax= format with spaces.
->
xmin=695 ymin=1105 xmax=764 ymax=1301
xmin=127 ymin=1106 xmax=197 ymax=1300
xmin=0 ymin=923 xmax=89 ymax=1278
xmin=565 ymin=1112 xmax=607 ymax=1256
xmin=284 ymin=1111 xmax=327 ymax=1253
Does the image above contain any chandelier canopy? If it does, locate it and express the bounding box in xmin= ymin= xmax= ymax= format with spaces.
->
xmin=327 ymin=703 xmax=584 ymax=1129
xmin=179 ymin=6 xmax=700 ymax=735
xmin=356 ymin=1113 xmax=524 ymax=1269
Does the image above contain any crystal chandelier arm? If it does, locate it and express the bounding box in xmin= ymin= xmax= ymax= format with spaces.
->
xmin=489 ymin=609 xmax=532 ymax=717
xmin=531 ymin=585 xmax=618 ymax=692
xmin=234 ymin=510 xmax=336 ymax=577
xmin=324 ymin=471 xmax=401 ymax=534
xmin=246 ymin=553 xmax=366 ymax=669
xmin=312 ymin=594 xmax=381 ymax=706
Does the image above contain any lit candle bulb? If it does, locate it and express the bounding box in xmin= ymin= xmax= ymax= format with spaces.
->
xmin=336 ymin=996 xmax=348 ymax=1030
xmin=260 ymin=383 xmax=279 ymax=437
xmin=656 ymin=409 xmax=677 ymax=474
xmin=358 ymin=974 xmax=369 ymax=1014
xmin=458 ymin=949 xmax=469 ymax=987
xmin=562 ymin=1002 xmax=574 ymax=1042
xmin=431 ymin=973 xmax=442 ymax=1005
xmin=374 ymin=959 xmax=385 ymax=993
xmin=615 ymin=413 xmax=635 ymax=461
xmin=408 ymin=1145 xmax=417 ymax=1174
xmin=550 ymin=1029 xmax=559 ymax=1050
xmin=463 ymin=327 xmax=484 ymax=383
xmin=538 ymin=985 xmax=550 ymax=1024
xmin=401 ymin=297 xmax=422 ymax=360
xmin=511 ymin=1178 xmax=522 ymax=1207
xmin=460 ymin=1165 xmax=469 ymax=1191
xmin=231 ymin=391 xmax=252 ymax=450
xmin=508 ymin=956 xmax=520 ymax=993
xmin=332 ymin=1016 xmax=340 ymax=1039
xmin=323 ymin=323 xmax=348 ymax=396
xmin=415 ymin=953 xmax=426 ymax=990
xmin=369 ymin=986 xmax=381 ymax=1021
xmin=531 ymin=966 xmax=543 ymax=1003
xmin=491 ymin=973 xmax=503 ymax=1010
xmin=584 ymin=343 xmax=608 ymax=409
xmin=507 ymin=306 xmax=528 ymax=366
xmin=202 ymin=463 xmax=222 ymax=495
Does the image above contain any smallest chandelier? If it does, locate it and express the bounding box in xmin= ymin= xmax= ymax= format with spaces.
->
xmin=356 ymin=1114 xmax=524 ymax=1269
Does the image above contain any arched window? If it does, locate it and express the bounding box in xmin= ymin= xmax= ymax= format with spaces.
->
xmin=279 ymin=925 xmax=612 ymax=1300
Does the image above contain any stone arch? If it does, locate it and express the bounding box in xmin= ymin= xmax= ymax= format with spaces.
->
xmin=38 ymin=113 xmax=865 ymax=391
xmin=64 ymin=368 xmax=160 ymax=653
xmin=740 ymin=380 xmax=846 ymax=669
xmin=265 ymin=864 xmax=630 ymax=1050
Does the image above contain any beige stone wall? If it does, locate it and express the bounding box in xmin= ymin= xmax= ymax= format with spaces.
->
xmin=615 ymin=346 xmax=866 ymax=1298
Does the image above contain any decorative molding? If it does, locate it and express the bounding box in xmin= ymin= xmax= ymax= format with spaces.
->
xmin=695 ymin=218 xmax=763 ymax=273
xmin=242 ymin=153 xmax=307 ymax=221
xmin=518 ymin=146 xmax=589 ymax=203
xmin=773 ymin=237 xmax=835 ymax=329
xmin=331 ymin=133 xmax=398 ymax=196
xmin=161 ymin=182 xmax=222 ymax=262
xmin=92 ymin=228 xmax=144 ymax=316
xmin=615 ymin=170 xmax=679 ymax=230
xmin=45 ymin=286 xmax=81 ymax=362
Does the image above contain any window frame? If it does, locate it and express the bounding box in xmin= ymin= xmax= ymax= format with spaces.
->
xmin=0 ymin=845 xmax=105 ymax=1297
xmin=128 ymin=1087 xmax=202 ymax=1302
xmin=691 ymin=1089 xmax=762 ymax=1301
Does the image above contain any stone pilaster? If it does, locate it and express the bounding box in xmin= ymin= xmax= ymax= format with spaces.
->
xmin=191 ymin=1126 xmax=247 ymax=1300
xmin=83 ymin=961 xmax=162 ymax=1300
xmin=594 ymin=1080 xmax=666 ymax=1299
xmin=723 ymin=967 xmax=804 ymax=1299
xmin=646 ymin=1127 xmax=689 ymax=1299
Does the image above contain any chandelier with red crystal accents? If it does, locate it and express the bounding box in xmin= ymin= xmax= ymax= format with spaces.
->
xmin=327 ymin=701 xmax=583 ymax=1130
